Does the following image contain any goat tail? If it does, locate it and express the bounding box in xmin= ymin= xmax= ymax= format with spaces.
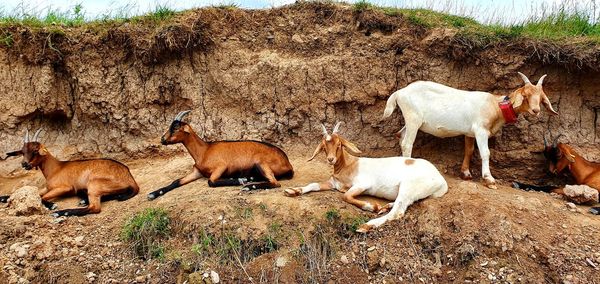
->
xmin=383 ymin=91 xmax=399 ymax=119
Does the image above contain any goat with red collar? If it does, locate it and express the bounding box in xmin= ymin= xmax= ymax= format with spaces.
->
xmin=383 ymin=72 xmax=559 ymax=189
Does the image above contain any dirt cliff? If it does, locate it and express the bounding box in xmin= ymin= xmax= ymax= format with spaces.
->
xmin=1 ymin=3 xmax=599 ymax=183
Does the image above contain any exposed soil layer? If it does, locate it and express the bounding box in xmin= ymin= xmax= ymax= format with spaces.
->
xmin=1 ymin=3 xmax=600 ymax=184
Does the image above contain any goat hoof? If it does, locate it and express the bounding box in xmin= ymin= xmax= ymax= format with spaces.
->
xmin=147 ymin=193 xmax=156 ymax=200
xmin=356 ymin=224 xmax=374 ymax=233
xmin=284 ymin=188 xmax=301 ymax=197
xmin=460 ymin=172 xmax=472 ymax=180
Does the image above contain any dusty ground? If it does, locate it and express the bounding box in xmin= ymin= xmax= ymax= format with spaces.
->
xmin=0 ymin=151 xmax=599 ymax=284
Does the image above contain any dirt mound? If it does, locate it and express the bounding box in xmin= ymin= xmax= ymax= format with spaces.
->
xmin=6 ymin=186 xmax=45 ymax=216
xmin=0 ymin=155 xmax=599 ymax=283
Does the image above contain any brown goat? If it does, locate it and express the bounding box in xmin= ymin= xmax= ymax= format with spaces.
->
xmin=147 ymin=110 xmax=294 ymax=200
xmin=1 ymin=129 xmax=139 ymax=217
xmin=513 ymin=134 xmax=600 ymax=214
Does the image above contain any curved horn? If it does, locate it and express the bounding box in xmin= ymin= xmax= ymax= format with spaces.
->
xmin=23 ymin=129 xmax=29 ymax=143
xmin=543 ymin=132 xmax=548 ymax=148
xmin=174 ymin=110 xmax=192 ymax=122
xmin=332 ymin=121 xmax=342 ymax=134
xmin=517 ymin=72 xmax=531 ymax=85
xmin=320 ymin=123 xmax=329 ymax=137
xmin=537 ymin=74 xmax=547 ymax=87
xmin=552 ymin=134 xmax=564 ymax=148
xmin=32 ymin=128 xmax=42 ymax=142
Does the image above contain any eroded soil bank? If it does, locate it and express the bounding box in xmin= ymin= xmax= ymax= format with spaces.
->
xmin=1 ymin=3 xmax=599 ymax=183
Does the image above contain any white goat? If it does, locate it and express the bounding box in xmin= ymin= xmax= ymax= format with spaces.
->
xmin=284 ymin=123 xmax=448 ymax=233
xmin=382 ymin=72 xmax=558 ymax=189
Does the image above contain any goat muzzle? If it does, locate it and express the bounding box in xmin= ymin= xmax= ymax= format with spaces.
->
xmin=21 ymin=162 xmax=32 ymax=170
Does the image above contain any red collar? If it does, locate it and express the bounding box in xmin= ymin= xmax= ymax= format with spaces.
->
xmin=498 ymin=97 xmax=517 ymax=124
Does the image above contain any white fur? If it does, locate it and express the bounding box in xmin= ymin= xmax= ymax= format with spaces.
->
xmin=296 ymin=156 xmax=448 ymax=229
xmin=383 ymin=81 xmax=508 ymax=185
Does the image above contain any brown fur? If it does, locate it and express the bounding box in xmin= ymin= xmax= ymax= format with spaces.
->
xmin=160 ymin=122 xmax=293 ymax=188
xmin=10 ymin=142 xmax=139 ymax=216
xmin=547 ymin=143 xmax=600 ymax=192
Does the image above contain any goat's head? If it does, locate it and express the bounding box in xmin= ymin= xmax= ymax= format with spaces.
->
xmin=542 ymin=134 xmax=575 ymax=174
xmin=307 ymin=122 xmax=362 ymax=165
xmin=512 ymin=72 xmax=558 ymax=116
xmin=6 ymin=129 xmax=48 ymax=170
xmin=161 ymin=110 xmax=193 ymax=145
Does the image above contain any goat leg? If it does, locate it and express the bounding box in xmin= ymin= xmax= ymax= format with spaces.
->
xmin=42 ymin=200 xmax=58 ymax=210
xmin=148 ymin=168 xmax=202 ymax=200
xmin=208 ymin=177 xmax=259 ymax=187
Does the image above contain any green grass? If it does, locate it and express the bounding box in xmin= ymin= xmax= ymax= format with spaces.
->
xmin=355 ymin=2 xmax=600 ymax=43
xmin=0 ymin=1 xmax=598 ymax=44
xmin=122 ymin=208 xmax=171 ymax=260
xmin=325 ymin=208 xmax=340 ymax=222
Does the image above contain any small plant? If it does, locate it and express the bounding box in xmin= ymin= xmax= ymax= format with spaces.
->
xmin=214 ymin=3 xmax=239 ymax=10
xmin=122 ymin=208 xmax=171 ymax=260
xmin=0 ymin=32 xmax=13 ymax=47
xmin=353 ymin=0 xmax=373 ymax=12
xmin=148 ymin=5 xmax=175 ymax=21
xmin=325 ymin=209 xmax=340 ymax=222
xmin=258 ymin=203 xmax=267 ymax=212
xmin=346 ymin=215 xmax=369 ymax=233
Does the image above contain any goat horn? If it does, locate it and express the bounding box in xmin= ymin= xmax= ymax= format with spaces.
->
xmin=332 ymin=121 xmax=342 ymax=134
xmin=537 ymin=74 xmax=547 ymax=87
xmin=32 ymin=128 xmax=42 ymax=142
xmin=320 ymin=123 xmax=329 ymax=137
xmin=174 ymin=110 xmax=192 ymax=122
xmin=23 ymin=129 xmax=29 ymax=143
xmin=552 ymin=134 xmax=564 ymax=148
xmin=517 ymin=72 xmax=531 ymax=85
xmin=543 ymin=132 xmax=548 ymax=148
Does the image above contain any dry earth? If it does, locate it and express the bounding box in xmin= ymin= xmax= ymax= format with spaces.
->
xmin=0 ymin=151 xmax=599 ymax=283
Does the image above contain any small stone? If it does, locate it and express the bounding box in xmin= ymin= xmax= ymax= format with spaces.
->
xmin=135 ymin=275 xmax=145 ymax=283
xmin=86 ymin=272 xmax=97 ymax=282
xmin=565 ymin=202 xmax=576 ymax=209
xmin=275 ymin=256 xmax=287 ymax=268
xmin=480 ymin=261 xmax=488 ymax=267
xmin=210 ymin=271 xmax=220 ymax=283
xmin=379 ymin=257 xmax=386 ymax=267
xmin=340 ymin=255 xmax=350 ymax=264
xmin=367 ymin=246 xmax=376 ymax=252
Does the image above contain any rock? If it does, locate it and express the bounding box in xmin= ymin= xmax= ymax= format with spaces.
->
xmin=340 ymin=255 xmax=350 ymax=264
xmin=86 ymin=272 xmax=97 ymax=282
xmin=210 ymin=271 xmax=220 ymax=283
xmin=291 ymin=34 xmax=304 ymax=44
xmin=275 ymin=256 xmax=287 ymax=268
xmin=7 ymin=186 xmax=45 ymax=216
xmin=135 ymin=275 xmax=145 ymax=283
xmin=565 ymin=202 xmax=576 ymax=209
xmin=367 ymin=246 xmax=376 ymax=252
xmin=74 ymin=236 xmax=85 ymax=247
xmin=563 ymin=185 xmax=599 ymax=204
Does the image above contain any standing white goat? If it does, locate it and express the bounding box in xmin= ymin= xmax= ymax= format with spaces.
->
xmin=382 ymin=72 xmax=558 ymax=189
xmin=284 ymin=122 xmax=448 ymax=233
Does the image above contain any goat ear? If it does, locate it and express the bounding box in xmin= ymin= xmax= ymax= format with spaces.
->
xmin=340 ymin=138 xmax=362 ymax=154
xmin=182 ymin=124 xmax=191 ymax=133
xmin=561 ymin=147 xmax=576 ymax=162
xmin=512 ymin=92 xmax=524 ymax=109
xmin=39 ymin=146 xmax=48 ymax=156
xmin=307 ymin=142 xmax=324 ymax=162
xmin=6 ymin=150 xmax=23 ymax=157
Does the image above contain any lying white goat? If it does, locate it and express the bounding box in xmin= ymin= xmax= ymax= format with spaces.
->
xmin=383 ymin=72 xmax=558 ymax=189
xmin=284 ymin=122 xmax=448 ymax=233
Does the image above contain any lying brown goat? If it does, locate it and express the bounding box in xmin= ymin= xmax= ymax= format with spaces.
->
xmin=147 ymin=110 xmax=294 ymax=200
xmin=513 ymin=134 xmax=600 ymax=214
xmin=1 ymin=129 xmax=139 ymax=217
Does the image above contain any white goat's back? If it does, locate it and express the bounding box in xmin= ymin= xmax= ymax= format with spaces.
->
xmin=384 ymin=81 xmax=496 ymax=137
